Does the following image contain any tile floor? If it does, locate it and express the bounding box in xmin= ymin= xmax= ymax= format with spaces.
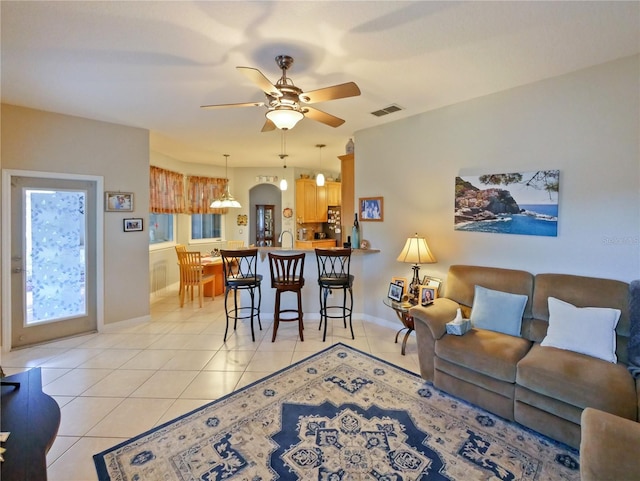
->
xmin=1 ymin=289 xmax=421 ymax=481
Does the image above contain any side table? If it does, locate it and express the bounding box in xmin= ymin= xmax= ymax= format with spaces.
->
xmin=383 ymin=298 xmax=415 ymax=355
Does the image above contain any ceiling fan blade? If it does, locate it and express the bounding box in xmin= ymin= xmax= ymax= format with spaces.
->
xmin=200 ymin=101 xmax=265 ymax=109
xmin=300 ymin=82 xmax=361 ymax=104
xmin=237 ymin=67 xmax=282 ymax=98
xmin=261 ymin=118 xmax=276 ymax=132
xmin=303 ymin=106 xmax=345 ymax=128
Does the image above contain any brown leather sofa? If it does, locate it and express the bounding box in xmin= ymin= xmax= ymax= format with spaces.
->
xmin=411 ymin=265 xmax=637 ymax=448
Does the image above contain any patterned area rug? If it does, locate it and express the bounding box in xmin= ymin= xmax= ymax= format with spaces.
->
xmin=94 ymin=344 xmax=580 ymax=480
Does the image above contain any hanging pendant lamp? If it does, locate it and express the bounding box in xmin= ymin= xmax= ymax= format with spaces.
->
xmin=210 ymin=154 xmax=242 ymax=208
xmin=316 ymin=144 xmax=326 ymax=187
xmin=279 ymin=131 xmax=288 ymax=191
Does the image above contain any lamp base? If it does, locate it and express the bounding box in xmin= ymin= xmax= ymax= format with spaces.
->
xmin=409 ymin=264 xmax=421 ymax=302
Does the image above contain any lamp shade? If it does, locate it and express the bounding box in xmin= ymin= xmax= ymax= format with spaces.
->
xmin=210 ymin=154 xmax=241 ymax=208
xmin=396 ymin=234 xmax=436 ymax=265
xmin=266 ymin=109 xmax=304 ymax=130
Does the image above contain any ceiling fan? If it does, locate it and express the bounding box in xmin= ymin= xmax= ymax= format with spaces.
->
xmin=201 ymin=55 xmax=361 ymax=131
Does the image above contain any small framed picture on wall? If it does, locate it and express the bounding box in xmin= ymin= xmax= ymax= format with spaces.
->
xmin=105 ymin=192 xmax=134 ymax=212
xmin=359 ymin=197 xmax=384 ymax=221
xmin=123 ymin=218 xmax=143 ymax=232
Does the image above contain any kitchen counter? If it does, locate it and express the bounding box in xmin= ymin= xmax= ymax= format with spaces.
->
xmin=256 ymin=246 xmax=379 ymax=261
xmin=294 ymin=239 xmax=337 ymax=249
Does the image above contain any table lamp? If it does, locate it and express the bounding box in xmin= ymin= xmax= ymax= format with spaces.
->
xmin=396 ymin=233 xmax=436 ymax=301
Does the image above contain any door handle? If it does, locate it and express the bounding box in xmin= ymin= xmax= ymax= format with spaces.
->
xmin=12 ymin=268 xmax=23 ymax=274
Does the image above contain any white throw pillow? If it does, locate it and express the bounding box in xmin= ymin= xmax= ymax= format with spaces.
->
xmin=540 ymin=297 xmax=621 ymax=363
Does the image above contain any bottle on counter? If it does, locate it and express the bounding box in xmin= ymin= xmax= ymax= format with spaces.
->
xmin=351 ymin=213 xmax=360 ymax=249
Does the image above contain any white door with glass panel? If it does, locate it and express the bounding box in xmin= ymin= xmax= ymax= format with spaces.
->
xmin=10 ymin=176 xmax=98 ymax=348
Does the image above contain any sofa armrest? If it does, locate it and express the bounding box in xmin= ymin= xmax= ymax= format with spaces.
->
xmin=580 ymin=407 xmax=640 ymax=481
xmin=410 ymin=297 xmax=460 ymax=340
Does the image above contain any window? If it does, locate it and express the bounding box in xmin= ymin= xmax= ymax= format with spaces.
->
xmin=149 ymin=213 xmax=174 ymax=245
xmin=191 ymin=213 xmax=222 ymax=241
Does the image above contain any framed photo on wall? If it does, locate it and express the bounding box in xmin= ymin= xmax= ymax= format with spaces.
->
xmin=123 ymin=218 xmax=143 ymax=232
xmin=105 ymin=192 xmax=134 ymax=212
xmin=359 ymin=196 xmax=384 ymax=221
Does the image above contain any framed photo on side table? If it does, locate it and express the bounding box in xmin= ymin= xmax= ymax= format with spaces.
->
xmin=388 ymin=282 xmax=403 ymax=302
xmin=422 ymin=276 xmax=442 ymax=295
xmin=419 ymin=286 xmax=437 ymax=306
xmin=391 ymin=277 xmax=408 ymax=296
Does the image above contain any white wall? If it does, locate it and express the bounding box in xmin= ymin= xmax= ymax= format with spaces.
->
xmin=1 ymin=104 xmax=150 ymax=326
xmin=355 ymin=55 xmax=640 ymax=321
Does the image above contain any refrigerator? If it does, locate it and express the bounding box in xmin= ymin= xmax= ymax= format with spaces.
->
xmin=327 ymin=205 xmax=342 ymax=241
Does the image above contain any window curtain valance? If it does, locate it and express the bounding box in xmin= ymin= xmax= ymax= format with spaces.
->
xmin=149 ymin=166 xmax=185 ymax=214
xmin=186 ymin=175 xmax=228 ymax=214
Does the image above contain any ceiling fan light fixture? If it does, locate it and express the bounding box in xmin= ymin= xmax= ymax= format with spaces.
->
xmin=266 ymin=108 xmax=304 ymax=130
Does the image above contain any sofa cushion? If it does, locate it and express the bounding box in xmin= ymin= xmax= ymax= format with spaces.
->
xmin=541 ymin=297 xmax=620 ymax=363
xmin=516 ymin=344 xmax=637 ymax=420
xmin=470 ymin=285 xmax=528 ymax=336
xmin=435 ymin=329 xmax=532 ymax=383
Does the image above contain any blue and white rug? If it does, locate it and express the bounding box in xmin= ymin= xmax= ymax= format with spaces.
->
xmin=94 ymin=343 xmax=579 ymax=480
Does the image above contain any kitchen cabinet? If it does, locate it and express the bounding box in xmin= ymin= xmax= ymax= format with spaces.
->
xmin=338 ymin=153 xmax=354 ymax=244
xmin=326 ymin=181 xmax=341 ymax=206
xmin=294 ymin=239 xmax=337 ymax=250
xmin=295 ymin=179 xmax=328 ymax=223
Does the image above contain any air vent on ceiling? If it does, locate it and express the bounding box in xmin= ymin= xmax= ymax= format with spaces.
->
xmin=370 ymin=104 xmax=404 ymax=117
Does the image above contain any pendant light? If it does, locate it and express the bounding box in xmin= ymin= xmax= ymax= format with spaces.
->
xmin=316 ymin=144 xmax=326 ymax=187
xmin=210 ymin=154 xmax=241 ymax=208
xmin=279 ymin=131 xmax=288 ymax=191
xmin=279 ymin=154 xmax=288 ymax=191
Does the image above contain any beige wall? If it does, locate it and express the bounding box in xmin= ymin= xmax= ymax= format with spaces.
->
xmin=355 ymin=55 xmax=640 ymax=321
xmin=1 ymin=104 xmax=150 ymax=326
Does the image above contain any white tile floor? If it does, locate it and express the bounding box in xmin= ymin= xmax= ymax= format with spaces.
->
xmin=1 ymin=289 xmax=421 ymax=481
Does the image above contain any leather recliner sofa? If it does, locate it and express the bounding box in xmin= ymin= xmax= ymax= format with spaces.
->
xmin=411 ymin=264 xmax=637 ymax=448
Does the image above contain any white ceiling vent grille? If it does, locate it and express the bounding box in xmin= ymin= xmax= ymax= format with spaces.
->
xmin=370 ymin=104 xmax=404 ymax=117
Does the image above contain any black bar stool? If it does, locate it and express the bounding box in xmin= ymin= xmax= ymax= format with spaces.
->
xmin=220 ymin=248 xmax=262 ymax=342
xmin=268 ymin=252 xmax=306 ymax=342
xmin=315 ymin=248 xmax=354 ymax=342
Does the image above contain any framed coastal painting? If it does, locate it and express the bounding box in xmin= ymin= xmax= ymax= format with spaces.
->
xmin=454 ymin=170 xmax=559 ymax=237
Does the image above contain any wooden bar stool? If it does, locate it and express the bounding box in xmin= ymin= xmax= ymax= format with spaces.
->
xmin=220 ymin=248 xmax=262 ymax=342
xmin=268 ymin=252 xmax=306 ymax=342
xmin=315 ymin=248 xmax=354 ymax=342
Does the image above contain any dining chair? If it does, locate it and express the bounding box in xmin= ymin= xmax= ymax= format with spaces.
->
xmin=268 ymin=252 xmax=306 ymax=342
xmin=226 ymin=240 xmax=245 ymax=249
xmin=177 ymin=251 xmax=215 ymax=308
xmin=220 ymin=248 xmax=262 ymax=341
xmin=175 ymin=244 xmax=187 ymax=296
xmin=315 ymin=248 xmax=354 ymax=342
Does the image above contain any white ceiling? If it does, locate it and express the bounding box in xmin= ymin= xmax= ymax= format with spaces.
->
xmin=2 ymin=1 xmax=639 ymax=171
